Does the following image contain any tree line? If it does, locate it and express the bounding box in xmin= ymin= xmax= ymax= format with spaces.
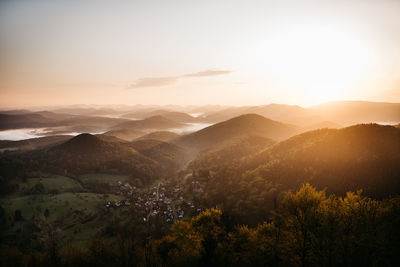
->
xmin=1 ymin=184 xmax=399 ymax=267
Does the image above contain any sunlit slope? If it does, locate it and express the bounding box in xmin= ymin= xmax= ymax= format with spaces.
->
xmin=186 ymin=124 xmax=400 ymax=225
xmin=245 ymin=124 xmax=400 ymax=196
xmin=201 ymin=104 xmax=323 ymax=126
xmin=175 ymin=114 xmax=299 ymax=152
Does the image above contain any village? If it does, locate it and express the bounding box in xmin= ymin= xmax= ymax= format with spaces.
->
xmin=104 ymin=177 xmax=205 ymax=223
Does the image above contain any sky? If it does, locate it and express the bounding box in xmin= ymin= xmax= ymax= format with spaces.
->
xmin=0 ymin=0 xmax=400 ymax=108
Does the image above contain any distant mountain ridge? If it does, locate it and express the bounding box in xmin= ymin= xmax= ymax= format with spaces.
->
xmin=105 ymin=116 xmax=186 ymax=141
xmin=1 ymin=100 xmax=399 ymax=135
xmin=0 ymin=135 xmax=72 ymax=152
xmin=0 ymin=113 xmax=53 ymax=130
xmin=112 ymin=115 xmax=185 ymax=131
xmin=121 ymin=110 xmax=196 ymax=123
xmin=200 ymin=104 xmax=323 ymax=126
xmin=310 ymin=101 xmax=400 ymax=125
xmin=135 ymin=131 xmax=180 ymax=142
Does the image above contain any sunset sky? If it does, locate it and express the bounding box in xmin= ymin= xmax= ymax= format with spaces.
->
xmin=1 ymin=0 xmax=400 ymax=108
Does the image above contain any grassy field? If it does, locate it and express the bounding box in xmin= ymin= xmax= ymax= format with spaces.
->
xmin=23 ymin=175 xmax=81 ymax=193
xmin=0 ymin=192 xmax=128 ymax=246
xmin=0 ymin=173 xmax=135 ymax=247
xmin=1 ymin=192 xmax=124 ymax=222
xmin=8 ymin=175 xmax=82 ymax=197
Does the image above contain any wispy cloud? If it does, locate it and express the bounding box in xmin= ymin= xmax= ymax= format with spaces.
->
xmin=128 ymin=69 xmax=232 ymax=89
xmin=129 ymin=76 xmax=178 ymax=89
xmin=183 ymin=69 xmax=232 ymax=78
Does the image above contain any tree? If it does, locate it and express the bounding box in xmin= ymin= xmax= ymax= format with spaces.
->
xmin=278 ymin=184 xmax=325 ymax=267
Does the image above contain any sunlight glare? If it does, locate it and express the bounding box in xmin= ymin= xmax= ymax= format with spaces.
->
xmin=258 ymin=22 xmax=377 ymax=104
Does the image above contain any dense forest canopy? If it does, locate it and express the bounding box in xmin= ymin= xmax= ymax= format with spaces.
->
xmin=1 ymin=185 xmax=399 ymax=267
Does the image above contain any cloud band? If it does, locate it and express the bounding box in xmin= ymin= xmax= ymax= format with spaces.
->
xmin=128 ymin=69 xmax=232 ymax=89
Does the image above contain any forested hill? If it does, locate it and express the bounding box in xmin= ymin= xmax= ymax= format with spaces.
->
xmin=246 ymin=123 xmax=400 ymax=196
xmin=175 ymin=114 xmax=298 ymax=152
xmin=189 ymin=134 xmax=276 ymax=171
xmin=0 ymin=134 xmax=162 ymax=188
xmin=187 ymin=124 xmax=400 ymax=224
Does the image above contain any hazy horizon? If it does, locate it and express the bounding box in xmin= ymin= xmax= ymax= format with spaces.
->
xmin=2 ymin=99 xmax=400 ymax=112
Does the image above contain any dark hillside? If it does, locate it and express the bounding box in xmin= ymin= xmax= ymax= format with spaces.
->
xmin=130 ymin=139 xmax=188 ymax=171
xmin=189 ymin=134 xmax=275 ymax=171
xmin=0 ymin=134 xmax=162 ymax=187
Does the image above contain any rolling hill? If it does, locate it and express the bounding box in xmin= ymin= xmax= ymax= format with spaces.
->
xmin=55 ymin=133 xmax=119 ymax=154
xmin=189 ymin=134 xmax=276 ymax=171
xmin=175 ymin=114 xmax=299 ymax=153
xmin=0 ymin=135 xmax=72 ymax=152
xmin=244 ymin=104 xmax=324 ymax=126
xmin=0 ymin=111 xmax=130 ymax=134
xmin=0 ymin=113 xmax=55 ymax=130
xmin=121 ymin=110 xmax=196 ymax=123
xmin=135 ymin=131 xmax=180 ymax=142
xmin=104 ymin=128 xmax=145 ymax=141
xmin=112 ymin=115 xmax=186 ymax=131
xmin=0 ymin=134 xmax=163 ymax=184
xmin=186 ymin=123 xmax=400 ymax=225
xmin=243 ymin=123 xmax=400 ymax=196
xmin=200 ymin=104 xmax=324 ymax=126
xmin=301 ymin=120 xmax=342 ymax=131
xmin=130 ymin=139 xmax=188 ymax=171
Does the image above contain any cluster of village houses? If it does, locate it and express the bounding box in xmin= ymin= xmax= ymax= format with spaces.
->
xmin=105 ymin=180 xmax=202 ymax=223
